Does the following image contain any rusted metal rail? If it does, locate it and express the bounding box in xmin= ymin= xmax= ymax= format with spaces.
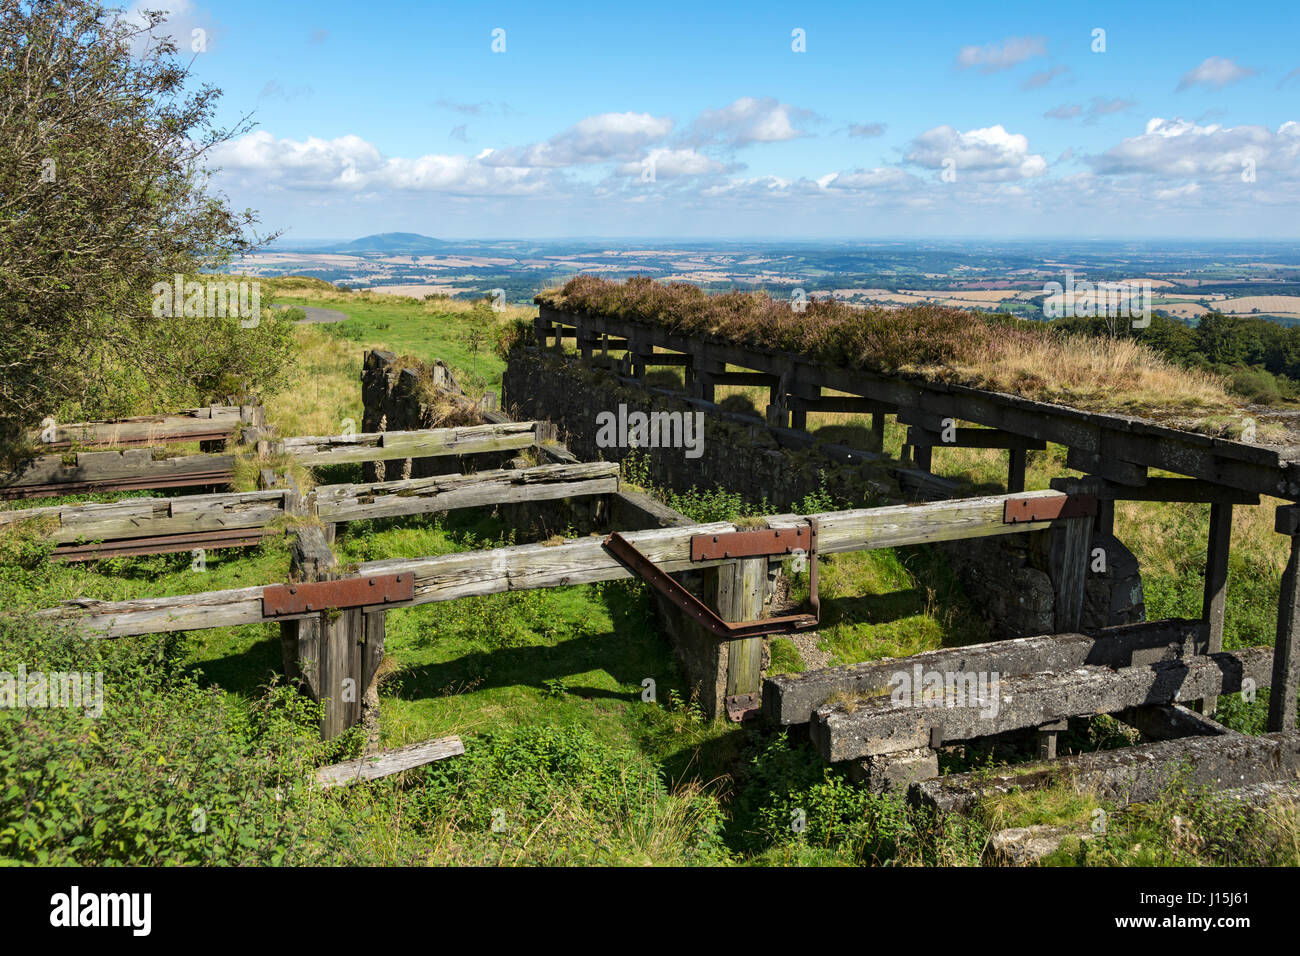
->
xmin=604 ymin=521 xmax=820 ymax=639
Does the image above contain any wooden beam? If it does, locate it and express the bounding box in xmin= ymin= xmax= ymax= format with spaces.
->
xmin=1085 ymin=477 xmax=1258 ymax=505
xmin=39 ymin=490 xmax=1085 ymax=638
xmin=30 ymin=407 xmax=244 ymax=449
xmin=906 ymin=426 xmax=1046 ymax=451
xmin=720 ymin=557 xmax=766 ymax=719
xmin=788 ymin=395 xmax=893 ymax=416
xmin=0 ymin=449 xmax=234 ymax=499
xmin=314 ymin=735 xmax=464 ymax=789
xmin=764 ymin=619 xmax=1207 ymax=726
xmin=278 ymin=422 xmax=541 ymax=466
xmin=1198 ymin=502 xmax=1233 ymax=715
xmin=1271 ymin=505 xmax=1300 ymax=732
xmin=1065 ymin=447 xmax=1148 ymax=486
xmin=0 ymin=489 xmax=288 ymax=544
xmin=314 ymin=462 xmax=618 ymax=522
xmin=811 ymin=647 xmax=1274 ymax=761
xmin=704 ymin=371 xmax=779 ymax=387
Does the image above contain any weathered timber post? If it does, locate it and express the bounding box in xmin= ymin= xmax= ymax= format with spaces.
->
xmin=719 ymin=557 xmax=766 ymax=719
xmin=1197 ymin=501 xmax=1233 ymax=715
xmin=869 ymin=411 xmax=886 ymax=454
xmin=1007 ymin=447 xmax=1027 ymax=494
xmin=790 ymin=384 xmax=817 ymax=432
xmin=284 ymin=526 xmax=334 ymax=698
xmin=912 ymin=438 xmax=934 ymax=474
xmin=1050 ymin=477 xmax=1098 ymax=632
xmin=692 ymin=359 xmax=725 ymax=403
xmin=360 ymin=610 xmax=386 ymax=753
xmin=1269 ymin=505 xmax=1300 ymax=732
xmin=765 ymin=368 xmax=793 ymax=430
xmin=284 ymin=524 xmax=375 ymax=741
xmin=577 ymin=319 xmax=598 ymax=363
xmin=318 ymin=602 xmax=364 ymax=740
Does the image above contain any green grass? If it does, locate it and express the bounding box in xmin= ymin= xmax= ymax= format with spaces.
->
xmin=274 ymin=295 xmax=510 ymax=391
xmin=6 ymin=280 xmax=1297 ymax=866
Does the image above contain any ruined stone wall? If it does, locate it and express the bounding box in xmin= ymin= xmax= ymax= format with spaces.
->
xmin=503 ymin=346 xmax=891 ymax=511
xmin=504 ymin=344 xmax=1145 ymax=638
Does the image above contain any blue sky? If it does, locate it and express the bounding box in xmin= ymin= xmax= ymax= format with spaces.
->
xmin=135 ymin=0 xmax=1300 ymax=239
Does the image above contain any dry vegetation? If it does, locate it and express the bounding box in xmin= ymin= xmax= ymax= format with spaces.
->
xmin=539 ymin=276 xmax=1238 ymax=420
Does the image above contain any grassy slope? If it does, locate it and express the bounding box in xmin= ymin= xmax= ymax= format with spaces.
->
xmin=4 ymin=282 xmax=1294 ymax=865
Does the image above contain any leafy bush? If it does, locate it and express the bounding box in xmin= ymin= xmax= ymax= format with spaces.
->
xmin=418 ymin=724 xmax=729 ymax=864
xmin=0 ymin=614 xmax=354 ymax=865
xmin=1228 ymin=367 xmax=1284 ymax=405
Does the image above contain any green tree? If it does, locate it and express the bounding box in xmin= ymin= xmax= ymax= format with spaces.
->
xmin=0 ymin=0 xmax=280 ymax=443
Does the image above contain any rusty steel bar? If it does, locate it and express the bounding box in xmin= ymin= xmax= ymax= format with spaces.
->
xmin=0 ymin=471 xmax=233 ymax=500
xmin=52 ymin=527 xmax=273 ymax=562
xmin=262 ymin=574 xmax=415 ymax=618
xmin=603 ymin=521 xmax=820 ymax=639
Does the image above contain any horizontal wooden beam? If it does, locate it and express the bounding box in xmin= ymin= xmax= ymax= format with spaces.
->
xmin=915 ymin=730 xmax=1300 ymax=814
xmin=314 ymin=735 xmax=465 ymax=789
xmin=764 ymin=619 xmax=1207 ymax=726
xmin=906 ymin=426 xmax=1046 ymax=451
xmin=789 ymin=395 xmax=893 ymax=415
xmin=0 ymin=449 xmax=235 ymax=499
xmin=811 ymin=647 xmax=1273 ymax=762
xmin=39 ymin=490 xmax=1079 ymax=638
xmin=278 ymin=422 xmax=541 ymax=466
xmin=0 ymin=489 xmax=288 ymax=544
xmin=31 ymin=406 xmax=244 ymax=449
xmin=1051 ymin=476 xmax=1259 ymax=505
xmin=315 ymin=461 xmax=619 ymax=522
xmin=639 ymin=353 xmax=692 ymax=366
xmin=704 ymin=371 xmax=779 ymax=387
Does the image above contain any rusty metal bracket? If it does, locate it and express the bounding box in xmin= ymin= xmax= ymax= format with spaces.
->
xmin=602 ymin=520 xmax=820 ymax=639
xmin=724 ymin=692 xmax=761 ymax=722
xmin=690 ymin=526 xmax=814 ymax=561
xmin=262 ymin=573 xmax=414 ymax=617
xmin=1004 ymin=493 xmax=1097 ymax=524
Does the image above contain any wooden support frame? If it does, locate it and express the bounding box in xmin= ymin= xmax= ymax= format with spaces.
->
xmin=1271 ymin=505 xmax=1300 ymax=732
xmin=535 ymin=303 xmax=1300 ymax=500
xmin=1198 ymin=501 xmax=1233 ymax=715
xmin=42 ymin=489 xmax=1095 ymax=638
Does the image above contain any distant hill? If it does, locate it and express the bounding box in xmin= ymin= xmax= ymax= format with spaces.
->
xmin=334 ymin=233 xmax=450 ymax=255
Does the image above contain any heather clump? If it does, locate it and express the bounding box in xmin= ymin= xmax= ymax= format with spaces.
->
xmin=539 ymin=277 xmax=1234 ymax=417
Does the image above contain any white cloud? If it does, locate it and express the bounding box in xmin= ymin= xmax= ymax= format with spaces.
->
xmin=1088 ymin=117 xmax=1285 ymax=179
xmin=207 ymin=131 xmax=557 ymax=196
xmin=1045 ymin=98 xmax=1135 ymax=122
xmin=1021 ymin=65 xmax=1069 ymax=90
xmin=1177 ymin=56 xmax=1256 ymax=91
xmin=120 ymin=0 xmax=216 ymax=55
xmin=955 ymin=36 xmax=1046 ymax=73
xmin=847 ymin=123 xmax=886 ymax=138
xmin=482 ymin=112 xmax=673 ymax=167
xmin=614 ymin=148 xmax=724 ymax=179
xmin=906 ymin=125 xmax=1048 ymax=181
xmin=821 ymin=167 xmax=913 ymax=191
xmin=689 ymin=97 xmax=812 ymax=146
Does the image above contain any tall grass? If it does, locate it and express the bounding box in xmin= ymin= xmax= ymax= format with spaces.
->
xmin=540 ymin=276 xmax=1236 ymax=419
